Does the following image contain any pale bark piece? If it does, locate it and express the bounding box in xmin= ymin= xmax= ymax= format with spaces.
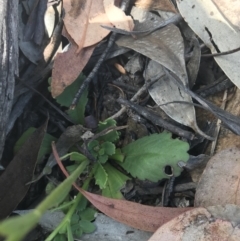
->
xmin=177 ymin=0 xmax=240 ymax=89
xmin=148 ymin=205 xmax=240 ymax=241
xmin=81 ymin=213 xmax=152 ymax=241
xmin=0 ymin=1 xmax=18 ymax=160
xmin=195 ymin=148 xmax=240 ymax=207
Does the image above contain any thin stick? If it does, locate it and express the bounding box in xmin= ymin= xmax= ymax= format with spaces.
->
xmin=109 ymin=77 xmax=161 ymax=119
xmin=210 ymin=89 xmax=228 ymax=155
xmin=202 ymin=46 xmax=240 ymax=57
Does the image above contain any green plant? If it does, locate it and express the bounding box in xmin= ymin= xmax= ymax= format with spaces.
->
xmin=6 ymin=75 xmax=190 ymax=241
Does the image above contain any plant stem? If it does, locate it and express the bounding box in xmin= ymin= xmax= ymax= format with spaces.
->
xmin=45 ymin=168 xmax=94 ymax=241
xmin=37 ymin=159 xmax=89 ymax=213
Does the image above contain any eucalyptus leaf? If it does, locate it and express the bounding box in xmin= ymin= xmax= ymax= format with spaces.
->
xmin=119 ymin=132 xmax=189 ymax=182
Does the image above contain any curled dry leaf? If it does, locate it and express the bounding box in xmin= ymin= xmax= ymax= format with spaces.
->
xmin=177 ymin=0 xmax=240 ymax=89
xmin=195 ymin=147 xmax=240 ymax=207
xmin=148 ymin=205 xmax=240 ymax=241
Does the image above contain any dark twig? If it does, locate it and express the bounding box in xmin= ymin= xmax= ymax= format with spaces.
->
xmin=70 ymin=32 xmax=117 ymax=109
xmin=117 ymin=98 xmax=195 ymax=140
xmin=196 ymin=76 xmax=234 ymax=97
xmin=201 ymin=46 xmax=240 ymax=57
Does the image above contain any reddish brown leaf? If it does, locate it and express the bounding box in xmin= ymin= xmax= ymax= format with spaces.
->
xmin=51 ymin=42 xmax=95 ymax=98
xmin=52 ymin=143 xmax=192 ymax=232
xmin=0 ymin=120 xmax=48 ymax=220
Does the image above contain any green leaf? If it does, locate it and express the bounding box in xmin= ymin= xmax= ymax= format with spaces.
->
xmin=58 ymin=223 xmax=67 ymax=234
xmin=101 ymin=141 xmax=115 ymax=155
xmin=102 ymin=163 xmax=130 ymax=199
xmin=93 ymin=162 xmax=108 ymax=189
xmin=71 ymin=214 xmax=79 ymax=225
xmin=56 ymin=74 xmax=85 ymax=107
xmin=88 ymin=140 xmax=99 ymax=149
xmin=66 ymin=164 xmax=80 ymax=174
xmin=0 ymin=212 xmax=39 ymax=241
xmin=76 ymin=196 xmax=88 ymax=212
xmin=97 ymin=119 xmax=119 ymax=142
xmin=14 ymin=127 xmax=56 ymax=161
xmin=53 ymin=234 xmax=67 ymax=241
xmin=79 ymin=220 xmax=96 ymax=234
xmin=98 ymin=148 xmax=105 ymax=156
xmin=110 ymin=148 xmax=124 ymax=162
xmin=73 ymin=228 xmax=83 ymax=238
xmin=119 ymin=132 xmax=189 ymax=182
xmin=79 ymin=207 xmax=96 ymax=221
xmin=70 ymin=152 xmax=87 ymax=163
xmin=0 ymin=159 xmax=90 ymax=241
xmin=98 ymin=154 xmax=108 ymax=164
xmin=45 ymin=182 xmax=56 ymax=195
xmin=55 ymin=74 xmax=88 ymax=125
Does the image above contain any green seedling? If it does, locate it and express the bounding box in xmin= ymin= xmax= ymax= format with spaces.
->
xmin=7 ymin=74 xmax=190 ymax=241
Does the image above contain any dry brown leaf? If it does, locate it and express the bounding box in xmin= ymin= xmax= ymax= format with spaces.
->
xmin=51 ymin=42 xmax=95 ymax=98
xmin=104 ymin=0 xmax=134 ymax=30
xmin=52 ymin=144 xmax=192 ymax=232
xmin=135 ymin=0 xmax=176 ymax=12
xmin=63 ymin=0 xmax=111 ymax=51
xmin=148 ymin=205 xmax=240 ymax=241
xmin=195 ymin=148 xmax=240 ymax=207
xmin=63 ymin=0 xmax=133 ymax=51
xmin=78 ymin=189 xmax=191 ymax=232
